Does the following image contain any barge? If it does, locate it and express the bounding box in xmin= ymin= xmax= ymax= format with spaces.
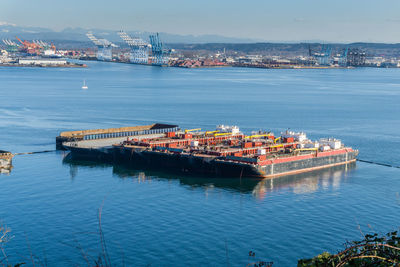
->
xmin=0 ymin=150 xmax=13 ymax=170
xmin=60 ymin=124 xmax=358 ymax=179
xmin=56 ymin=123 xmax=179 ymax=149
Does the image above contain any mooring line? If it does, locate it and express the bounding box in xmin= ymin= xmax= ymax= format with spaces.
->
xmin=14 ymin=150 xmax=56 ymax=155
xmin=10 ymin=151 xmax=400 ymax=169
xmin=357 ymin=159 xmax=400 ymax=169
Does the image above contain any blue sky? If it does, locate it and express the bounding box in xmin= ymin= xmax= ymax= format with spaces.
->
xmin=2 ymin=0 xmax=400 ymax=42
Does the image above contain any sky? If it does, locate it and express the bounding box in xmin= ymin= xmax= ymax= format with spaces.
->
xmin=2 ymin=0 xmax=400 ymax=43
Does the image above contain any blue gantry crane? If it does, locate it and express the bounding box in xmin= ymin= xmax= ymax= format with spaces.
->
xmin=314 ymin=44 xmax=332 ymax=66
xmin=149 ymin=33 xmax=170 ymax=66
xmin=338 ymin=47 xmax=348 ymax=66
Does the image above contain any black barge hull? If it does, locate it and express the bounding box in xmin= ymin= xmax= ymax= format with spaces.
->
xmin=67 ymin=146 xmax=358 ymax=178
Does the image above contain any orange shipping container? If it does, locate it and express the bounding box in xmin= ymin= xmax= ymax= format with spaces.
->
xmin=258 ymin=155 xmax=267 ymax=161
xmin=166 ymin=132 xmax=176 ymax=137
xmin=285 ymin=137 xmax=294 ymax=143
xmin=243 ymin=142 xmax=253 ymax=148
xmin=252 ymin=142 xmax=262 ymax=147
xmin=182 ymin=134 xmax=192 ymax=139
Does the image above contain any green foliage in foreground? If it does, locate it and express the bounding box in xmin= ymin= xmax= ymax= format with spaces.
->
xmin=298 ymin=230 xmax=400 ymax=266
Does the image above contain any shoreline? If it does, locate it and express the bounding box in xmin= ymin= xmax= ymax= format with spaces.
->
xmin=0 ymin=63 xmax=87 ymax=68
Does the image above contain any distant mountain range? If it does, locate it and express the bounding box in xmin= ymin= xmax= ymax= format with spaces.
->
xmin=0 ymin=24 xmax=262 ymax=44
xmin=1 ymin=23 xmax=400 ymax=57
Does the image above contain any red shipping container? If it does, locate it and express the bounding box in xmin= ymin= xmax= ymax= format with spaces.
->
xmin=243 ymin=142 xmax=253 ymax=148
xmin=182 ymin=134 xmax=192 ymax=139
xmin=286 ymin=137 xmax=294 ymax=143
xmin=258 ymin=155 xmax=267 ymax=161
xmin=233 ymin=152 xmax=243 ymax=157
xmin=166 ymin=132 xmax=176 ymax=137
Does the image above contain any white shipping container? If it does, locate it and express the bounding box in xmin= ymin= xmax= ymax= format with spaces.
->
xmin=328 ymin=140 xmax=341 ymax=149
xmin=281 ymin=130 xmax=307 ymax=142
xmin=320 ymin=145 xmax=331 ymax=152
xmin=216 ymin=125 xmax=240 ymax=134
xmin=257 ymin=148 xmax=266 ymax=155
xmin=304 ymin=142 xmax=319 ymax=148
xmin=190 ymin=141 xmax=199 ymax=147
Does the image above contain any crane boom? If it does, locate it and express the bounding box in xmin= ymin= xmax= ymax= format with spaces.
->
xmin=184 ymin=128 xmax=201 ymax=133
xmin=245 ymin=133 xmax=271 ymax=139
xmin=15 ymin=36 xmax=24 ymax=45
xmin=118 ymin=31 xmax=148 ymax=47
xmin=214 ymin=132 xmax=233 ymax=137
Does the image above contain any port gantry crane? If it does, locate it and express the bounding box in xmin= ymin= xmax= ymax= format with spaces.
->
xmin=309 ymin=44 xmax=332 ymax=66
xmin=86 ymin=32 xmax=117 ymax=61
xmin=15 ymin=36 xmax=43 ymax=55
xmin=338 ymin=47 xmax=349 ymax=67
xmin=149 ymin=33 xmax=171 ymax=66
xmin=2 ymin=39 xmax=20 ymax=52
xmin=118 ymin=30 xmax=149 ymax=64
xmin=314 ymin=44 xmax=332 ymax=66
xmin=32 ymin=40 xmax=56 ymax=54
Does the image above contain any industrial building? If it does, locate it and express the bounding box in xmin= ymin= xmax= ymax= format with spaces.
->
xmin=18 ymin=58 xmax=67 ymax=66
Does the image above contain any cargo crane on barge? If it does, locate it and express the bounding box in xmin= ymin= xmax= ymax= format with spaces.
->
xmin=59 ymin=124 xmax=358 ymax=179
xmin=118 ymin=30 xmax=149 ymax=64
xmin=86 ymin=32 xmax=117 ymax=61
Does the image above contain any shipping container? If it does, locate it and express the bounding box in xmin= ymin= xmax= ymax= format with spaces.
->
xmin=284 ymin=137 xmax=294 ymax=143
xmin=243 ymin=142 xmax=253 ymax=148
xmin=182 ymin=134 xmax=192 ymax=139
xmin=166 ymin=132 xmax=176 ymax=138
xmin=257 ymin=155 xmax=267 ymax=161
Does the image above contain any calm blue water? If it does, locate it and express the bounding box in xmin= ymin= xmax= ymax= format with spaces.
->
xmin=0 ymin=62 xmax=399 ymax=266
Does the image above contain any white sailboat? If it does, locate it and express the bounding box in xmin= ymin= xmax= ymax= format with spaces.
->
xmin=82 ymin=80 xmax=88 ymax=90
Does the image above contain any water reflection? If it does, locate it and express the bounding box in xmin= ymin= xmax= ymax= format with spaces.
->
xmin=0 ymin=166 xmax=12 ymax=175
xmin=62 ymin=155 xmax=356 ymax=197
xmin=252 ymin=162 xmax=356 ymax=199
